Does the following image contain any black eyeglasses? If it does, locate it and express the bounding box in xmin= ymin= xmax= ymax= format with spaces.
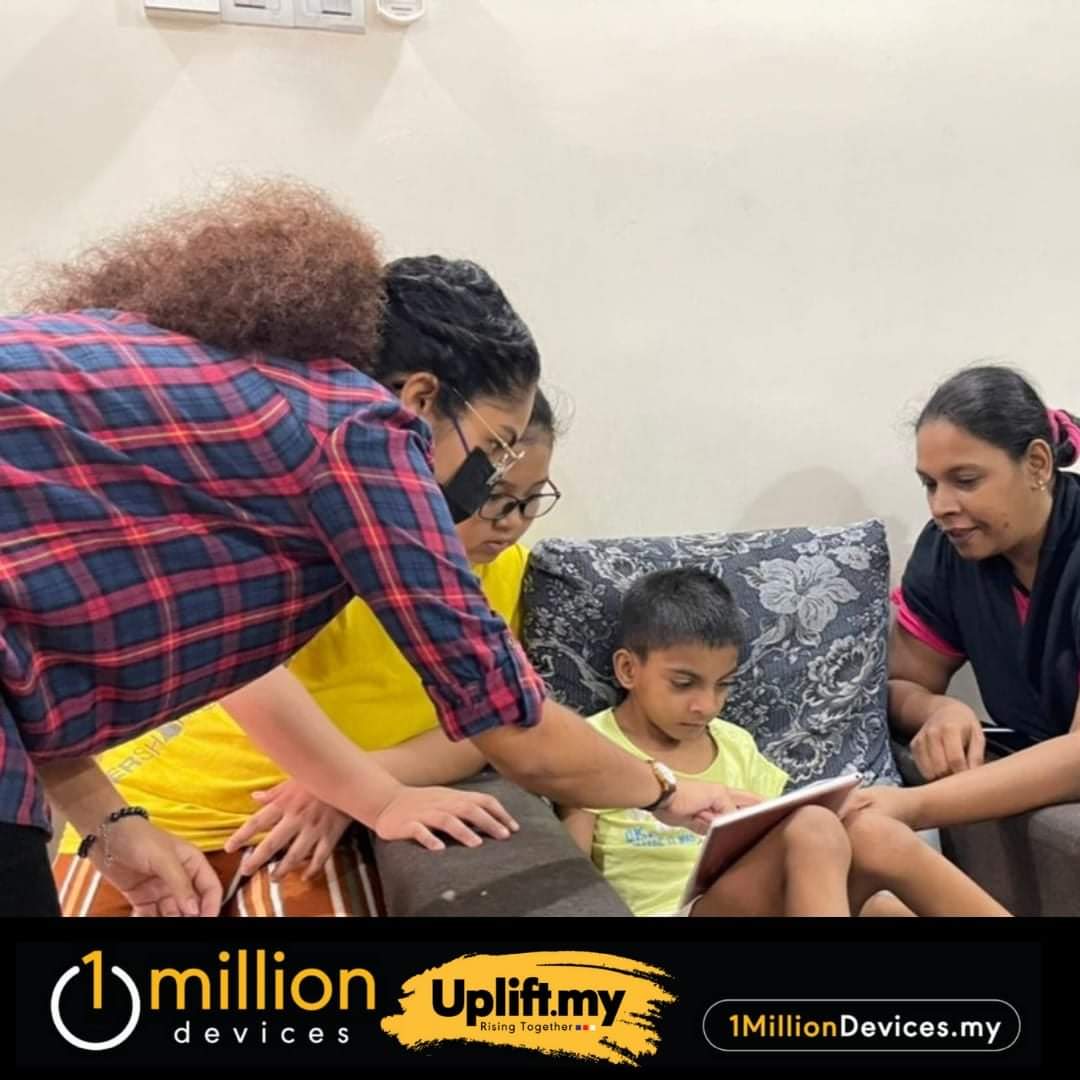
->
xmin=476 ymin=483 xmax=562 ymax=522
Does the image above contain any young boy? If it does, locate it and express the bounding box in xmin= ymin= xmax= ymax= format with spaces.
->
xmin=560 ymin=568 xmax=1009 ymax=916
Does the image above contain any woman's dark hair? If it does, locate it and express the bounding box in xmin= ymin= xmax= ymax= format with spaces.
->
xmin=374 ymin=255 xmax=540 ymax=417
xmin=917 ymin=365 xmax=1080 ymax=469
xmin=616 ymin=567 xmax=745 ymax=659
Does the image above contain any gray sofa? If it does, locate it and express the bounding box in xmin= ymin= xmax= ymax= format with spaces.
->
xmin=893 ymin=741 xmax=1080 ymax=916
xmin=373 ymin=517 xmax=1078 ymax=916
xmin=941 ymin=808 xmax=1080 ymax=916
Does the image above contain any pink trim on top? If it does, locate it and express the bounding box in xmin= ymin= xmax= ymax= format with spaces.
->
xmin=1012 ymin=587 xmax=1030 ymax=625
xmin=890 ymin=587 xmax=966 ymax=659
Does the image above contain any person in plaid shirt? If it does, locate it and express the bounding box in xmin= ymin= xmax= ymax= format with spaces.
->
xmin=2 ymin=181 xmax=758 ymax=917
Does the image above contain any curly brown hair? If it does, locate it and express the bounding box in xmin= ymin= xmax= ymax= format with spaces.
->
xmin=20 ymin=178 xmax=384 ymax=369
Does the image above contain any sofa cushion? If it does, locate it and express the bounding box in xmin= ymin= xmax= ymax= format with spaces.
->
xmin=522 ymin=519 xmax=900 ymax=786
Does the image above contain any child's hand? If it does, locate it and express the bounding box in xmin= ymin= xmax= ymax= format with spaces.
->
xmin=372 ymin=786 xmax=520 ymax=851
xmin=654 ymin=779 xmax=761 ymax=833
xmin=225 ymin=779 xmax=351 ymax=881
xmin=840 ymin=785 xmax=924 ymax=829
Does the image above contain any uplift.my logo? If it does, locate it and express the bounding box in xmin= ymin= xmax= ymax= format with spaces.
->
xmin=381 ymin=951 xmax=675 ymax=1066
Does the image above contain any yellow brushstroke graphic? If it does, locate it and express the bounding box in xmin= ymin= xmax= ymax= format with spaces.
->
xmin=381 ymin=950 xmax=675 ymax=1066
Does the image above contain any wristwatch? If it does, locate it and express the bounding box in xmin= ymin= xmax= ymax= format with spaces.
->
xmin=641 ymin=760 xmax=678 ymax=812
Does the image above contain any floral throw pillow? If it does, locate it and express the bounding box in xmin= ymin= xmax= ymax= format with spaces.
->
xmin=522 ymin=520 xmax=900 ymax=786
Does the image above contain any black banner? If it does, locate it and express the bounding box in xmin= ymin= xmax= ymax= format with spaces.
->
xmin=11 ymin=919 xmax=1053 ymax=1071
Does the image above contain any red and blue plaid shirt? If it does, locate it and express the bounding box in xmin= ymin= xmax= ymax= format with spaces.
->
xmin=0 ymin=310 xmax=543 ymax=831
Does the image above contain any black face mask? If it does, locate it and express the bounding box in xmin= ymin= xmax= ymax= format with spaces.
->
xmin=440 ymin=447 xmax=495 ymax=523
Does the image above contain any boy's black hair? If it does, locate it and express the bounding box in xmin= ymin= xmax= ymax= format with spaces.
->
xmin=616 ymin=567 xmax=744 ymax=658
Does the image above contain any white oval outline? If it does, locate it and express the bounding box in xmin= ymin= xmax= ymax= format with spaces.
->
xmin=701 ymin=997 xmax=1022 ymax=1053
xmin=50 ymin=963 xmax=142 ymax=1051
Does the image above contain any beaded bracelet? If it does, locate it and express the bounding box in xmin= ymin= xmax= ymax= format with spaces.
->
xmin=76 ymin=806 xmax=150 ymax=861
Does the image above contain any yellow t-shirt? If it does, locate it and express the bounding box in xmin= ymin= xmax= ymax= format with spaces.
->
xmin=59 ymin=544 xmax=529 ymax=853
xmin=585 ymin=707 xmax=789 ymax=916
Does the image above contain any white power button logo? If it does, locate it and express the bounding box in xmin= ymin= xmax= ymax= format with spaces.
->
xmin=51 ymin=952 xmax=141 ymax=1051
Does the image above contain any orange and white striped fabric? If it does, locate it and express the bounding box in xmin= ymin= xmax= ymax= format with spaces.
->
xmin=52 ymin=833 xmax=385 ymax=917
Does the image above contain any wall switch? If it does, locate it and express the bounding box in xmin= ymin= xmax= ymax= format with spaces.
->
xmin=294 ymin=0 xmax=366 ymax=34
xmin=145 ymin=1 xmax=221 ymax=14
xmin=376 ymin=0 xmax=426 ymax=25
xmin=221 ymin=0 xmax=295 ymax=29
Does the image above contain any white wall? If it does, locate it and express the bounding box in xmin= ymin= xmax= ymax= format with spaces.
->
xmin=3 ymin=0 xmax=1080 ymax=588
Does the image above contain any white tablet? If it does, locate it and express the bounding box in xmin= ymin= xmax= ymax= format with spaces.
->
xmin=679 ymin=772 xmax=863 ymax=906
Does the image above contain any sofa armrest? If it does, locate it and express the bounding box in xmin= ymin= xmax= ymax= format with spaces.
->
xmin=892 ymin=733 xmax=1080 ymax=913
xmin=941 ymin=803 xmax=1080 ymax=916
xmin=371 ymin=768 xmax=632 ymax=917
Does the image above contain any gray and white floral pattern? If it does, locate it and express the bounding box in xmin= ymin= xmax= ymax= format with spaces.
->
xmin=522 ymin=519 xmax=900 ymax=786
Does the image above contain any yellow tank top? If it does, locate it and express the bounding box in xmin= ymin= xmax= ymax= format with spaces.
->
xmin=58 ymin=545 xmax=529 ymax=852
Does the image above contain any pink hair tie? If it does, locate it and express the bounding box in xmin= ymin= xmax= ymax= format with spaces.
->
xmin=1048 ymin=408 xmax=1080 ymax=456
xmin=1048 ymin=410 xmax=1062 ymax=443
